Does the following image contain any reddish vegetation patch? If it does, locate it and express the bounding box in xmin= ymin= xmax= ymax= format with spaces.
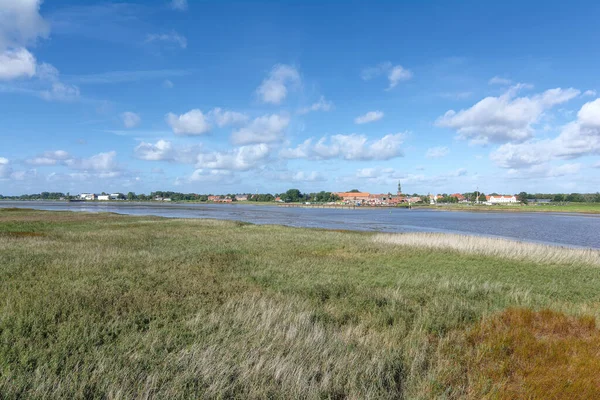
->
xmin=0 ymin=231 xmax=46 ymax=238
xmin=467 ymin=308 xmax=600 ymax=399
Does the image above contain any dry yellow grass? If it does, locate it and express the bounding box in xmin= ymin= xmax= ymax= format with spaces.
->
xmin=374 ymin=232 xmax=600 ymax=266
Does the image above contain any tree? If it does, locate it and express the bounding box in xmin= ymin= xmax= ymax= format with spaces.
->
xmin=517 ymin=192 xmax=529 ymax=205
xmin=553 ymin=194 xmax=564 ymax=202
xmin=284 ymin=189 xmax=303 ymax=202
xmin=478 ymin=193 xmax=487 ymax=202
xmin=348 ymin=189 xmax=360 ymax=193
xmin=127 ymin=192 xmax=136 ymax=201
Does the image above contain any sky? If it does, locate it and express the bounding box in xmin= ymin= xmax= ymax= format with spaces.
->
xmin=1 ymin=0 xmax=600 ymax=196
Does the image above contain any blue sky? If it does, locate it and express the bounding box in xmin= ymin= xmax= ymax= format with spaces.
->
xmin=1 ymin=0 xmax=600 ymax=196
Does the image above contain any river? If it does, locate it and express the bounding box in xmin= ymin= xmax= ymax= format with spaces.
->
xmin=1 ymin=201 xmax=599 ymax=249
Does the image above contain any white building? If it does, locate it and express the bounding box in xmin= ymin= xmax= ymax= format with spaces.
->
xmin=98 ymin=195 xmax=110 ymax=201
xmin=487 ymin=195 xmax=518 ymax=204
xmin=79 ymin=193 xmax=96 ymax=201
xmin=110 ymin=193 xmax=122 ymax=200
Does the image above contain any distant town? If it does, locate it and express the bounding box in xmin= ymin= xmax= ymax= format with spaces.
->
xmin=2 ymin=182 xmax=599 ymax=206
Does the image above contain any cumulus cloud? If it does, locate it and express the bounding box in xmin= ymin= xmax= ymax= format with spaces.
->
xmin=25 ymin=150 xmax=71 ymax=166
xmin=166 ymin=108 xmax=250 ymax=135
xmin=0 ymin=157 xmax=12 ymax=179
xmin=298 ymin=96 xmax=333 ymax=114
xmin=0 ymin=47 xmax=36 ymax=80
xmin=39 ymin=82 xmax=80 ymax=101
xmin=134 ymin=140 xmax=200 ymax=164
xmin=361 ymin=62 xmax=412 ymax=90
xmin=145 ymin=31 xmax=187 ymax=49
xmin=354 ymin=111 xmax=384 ymax=124
xmin=425 ymin=146 xmax=449 ymax=159
xmin=436 ymin=84 xmax=580 ymax=144
xmin=166 ymin=109 xmax=211 ymax=135
xmin=231 ymin=114 xmax=290 ymax=145
xmin=196 ymin=144 xmax=270 ymax=171
xmin=170 ymin=0 xmax=188 ymax=11
xmin=488 ymin=76 xmax=512 ymax=85
xmin=122 ymin=111 xmax=141 ymax=128
xmin=0 ymin=0 xmax=48 ymax=81
xmin=387 ymin=65 xmax=412 ymax=89
xmin=280 ymin=133 xmax=405 ymax=161
xmin=189 ymin=169 xmax=233 ymax=182
xmin=505 ymin=163 xmax=582 ymax=179
xmin=583 ymin=90 xmax=597 ymax=97
xmin=490 ymin=98 xmax=600 ymax=168
xmin=65 ymin=151 xmax=119 ymax=172
xmin=256 ymin=64 xmax=300 ymax=104
xmin=273 ymin=170 xmax=326 ymax=182
xmin=209 ymin=108 xmax=249 ymax=127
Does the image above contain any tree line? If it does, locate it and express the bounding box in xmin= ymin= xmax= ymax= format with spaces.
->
xmin=2 ymin=190 xmax=600 ymax=203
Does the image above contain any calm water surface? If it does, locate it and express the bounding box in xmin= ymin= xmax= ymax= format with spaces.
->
xmin=2 ymin=201 xmax=599 ymax=249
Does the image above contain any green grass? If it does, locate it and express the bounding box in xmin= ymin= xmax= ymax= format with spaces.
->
xmin=1 ymin=209 xmax=599 ymax=398
xmin=417 ymin=202 xmax=600 ymax=214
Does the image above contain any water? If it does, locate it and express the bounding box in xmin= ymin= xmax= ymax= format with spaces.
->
xmin=2 ymin=201 xmax=599 ymax=249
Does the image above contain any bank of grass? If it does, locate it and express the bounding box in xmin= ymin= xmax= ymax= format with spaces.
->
xmin=1 ymin=209 xmax=600 ymax=398
xmin=416 ymin=202 xmax=600 ymax=214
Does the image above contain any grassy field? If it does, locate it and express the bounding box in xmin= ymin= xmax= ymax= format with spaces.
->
xmin=417 ymin=202 xmax=600 ymax=214
xmin=1 ymin=209 xmax=600 ymax=398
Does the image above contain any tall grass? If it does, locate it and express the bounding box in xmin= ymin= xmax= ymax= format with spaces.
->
xmin=374 ymin=232 xmax=600 ymax=266
xmin=1 ymin=209 xmax=599 ymax=398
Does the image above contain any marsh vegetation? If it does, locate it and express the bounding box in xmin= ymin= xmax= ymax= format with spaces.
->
xmin=1 ymin=209 xmax=599 ymax=398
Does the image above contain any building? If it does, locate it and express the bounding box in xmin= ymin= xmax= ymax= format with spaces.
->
xmin=334 ymin=192 xmax=371 ymax=204
xmin=79 ymin=193 xmax=96 ymax=201
xmin=98 ymin=195 xmax=110 ymax=201
xmin=486 ymin=195 xmax=518 ymax=204
xmin=110 ymin=193 xmax=122 ymax=200
xmin=235 ymin=195 xmax=248 ymax=201
xmin=450 ymin=193 xmax=466 ymax=202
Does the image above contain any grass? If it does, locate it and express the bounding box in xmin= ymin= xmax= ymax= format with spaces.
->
xmin=417 ymin=202 xmax=600 ymax=214
xmin=1 ymin=209 xmax=599 ymax=398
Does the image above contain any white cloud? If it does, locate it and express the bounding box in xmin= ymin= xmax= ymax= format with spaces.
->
xmin=361 ymin=62 xmax=412 ymax=89
xmin=122 ymin=111 xmax=141 ymax=128
xmin=593 ymin=161 xmax=600 ymax=168
xmin=274 ymin=171 xmax=326 ymax=182
xmin=491 ymin=98 xmax=600 ymax=168
xmin=25 ymin=150 xmax=71 ymax=166
xmin=134 ymin=140 xmax=200 ymax=164
xmin=256 ymin=64 xmax=300 ymax=104
xmin=489 ymin=76 xmax=512 ymax=85
xmin=39 ymin=82 xmax=80 ymax=101
xmin=280 ymin=133 xmax=404 ymax=161
xmin=65 ymin=151 xmax=119 ymax=172
xmin=436 ymin=84 xmax=580 ymax=144
xmin=0 ymin=0 xmax=49 ymax=50
xmin=0 ymin=47 xmax=36 ymax=80
xmin=298 ymin=96 xmax=333 ymax=114
xmin=425 ymin=146 xmax=450 ymax=159
xmin=209 ymin=108 xmax=249 ymax=127
xmin=387 ymin=65 xmax=412 ymax=89
xmin=170 ymin=0 xmax=188 ymax=11
xmin=231 ymin=114 xmax=290 ymax=145
xmin=196 ymin=144 xmax=270 ymax=171
xmin=583 ymin=90 xmax=596 ymax=97
xmin=0 ymin=0 xmax=48 ymax=81
xmin=166 ymin=109 xmax=211 ymax=135
xmin=189 ymin=169 xmax=233 ymax=182
xmin=145 ymin=31 xmax=187 ymax=49
xmin=506 ymin=163 xmax=582 ymax=179
xmin=0 ymin=157 xmax=12 ymax=179
xmin=354 ymin=110 xmax=384 ymax=124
